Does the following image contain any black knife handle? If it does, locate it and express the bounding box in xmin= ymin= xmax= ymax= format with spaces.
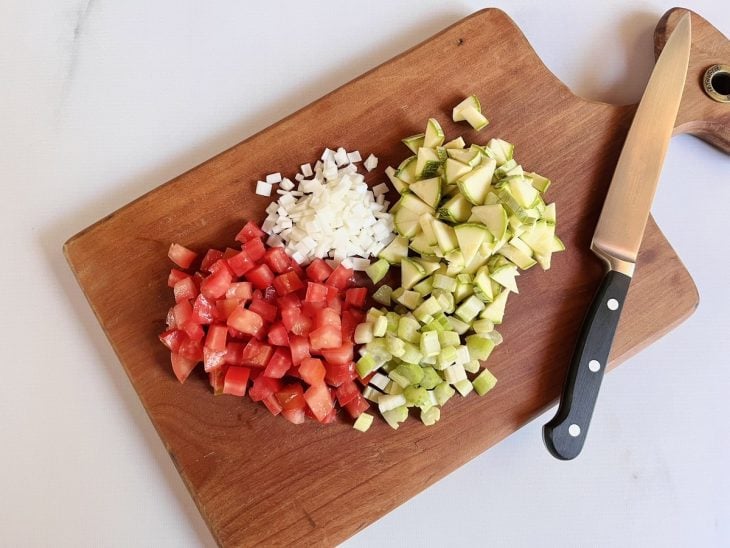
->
xmin=543 ymin=270 xmax=632 ymax=460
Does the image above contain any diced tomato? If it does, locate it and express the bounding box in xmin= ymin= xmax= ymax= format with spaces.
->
xmin=356 ymin=371 xmax=375 ymax=386
xmin=178 ymin=336 xmax=203 ymax=361
xmin=305 ymin=282 xmax=328 ymax=303
xmin=344 ymin=392 xmax=370 ymax=419
xmin=208 ymin=259 xmax=234 ymax=277
xmin=223 ymin=366 xmax=251 ymax=396
xmin=227 ymin=249 xmax=256 ymax=276
xmin=235 ymin=221 xmax=266 ymax=243
xmin=324 ymin=361 xmax=356 ymax=387
xmin=226 ymin=282 xmax=253 ymax=301
xmin=309 ymin=325 xmax=342 ymax=350
xmin=275 ymin=383 xmax=306 ymax=410
xmin=327 ymin=296 xmax=342 ymax=314
xmin=267 ymin=322 xmax=290 ymax=347
xmin=277 ymin=293 xmax=301 ymax=310
xmin=251 ymin=320 xmax=268 ymax=341
xmin=203 ymin=347 xmax=226 ymax=372
xmin=341 ymin=309 xmax=364 ymax=342
xmin=301 ymin=300 xmax=326 ymax=318
xmin=200 ymin=267 xmax=232 ymax=300
xmin=227 ymin=306 xmax=264 ymax=335
xmin=244 ymin=237 xmax=267 ymax=262
xmin=304 ymin=382 xmax=334 ymax=422
xmin=290 ymin=335 xmax=311 ymax=366
xmin=249 ymin=375 xmax=282 ymax=402
xmin=281 ymin=306 xmax=313 ymax=336
xmin=262 ymin=394 xmax=283 ymax=415
xmin=205 ymin=324 xmax=228 ymax=351
xmin=182 ymin=321 xmax=205 ymax=341
xmin=201 ymin=249 xmax=224 ymax=272
xmin=216 ymin=298 xmax=241 ymax=320
xmin=192 ymin=294 xmax=217 ymax=324
xmin=249 ymin=296 xmax=277 ymax=323
xmin=299 ymin=358 xmax=326 ymax=385
xmin=168 ymin=243 xmax=197 ymax=269
xmin=173 ymin=300 xmax=193 ymax=329
xmin=321 ymin=342 xmax=354 ymax=365
xmin=335 ymin=380 xmax=359 ymax=406
xmin=263 ymin=348 xmax=292 ymax=378
xmin=171 ymin=352 xmax=198 ymax=383
xmin=240 ymin=338 xmax=273 ymax=368
xmin=281 ymin=407 xmax=306 ymax=424
xmin=159 ymin=329 xmax=185 ymax=353
xmin=245 ymin=263 xmax=275 ymax=290
xmin=306 ymin=258 xmax=333 ymax=283
xmin=224 ymin=341 xmax=245 ymax=366
xmin=287 ymin=259 xmax=304 ymax=277
xmin=273 ymin=271 xmax=305 ymax=296
xmin=345 ymin=287 xmax=368 ymax=308
xmin=208 ymin=365 xmax=228 ymax=395
xmin=168 ymin=269 xmax=189 ymax=287
xmin=320 ymin=408 xmax=338 ymax=424
xmin=325 ymin=264 xmax=353 ymax=290
xmin=263 ymin=286 xmax=278 ymax=302
xmin=264 ymin=247 xmax=292 ymax=274
xmin=315 ymin=308 xmax=341 ymax=330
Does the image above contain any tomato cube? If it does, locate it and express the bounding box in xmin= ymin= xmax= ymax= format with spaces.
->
xmin=168 ymin=243 xmax=198 ymax=269
xmin=249 ymin=375 xmax=282 ymax=402
xmin=289 ymin=335 xmax=311 ymax=366
xmin=216 ymin=298 xmax=241 ymax=320
xmin=249 ymin=296 xmax=278 ymax=323
xmin=168 ymin=269 xmax=190 ymax=287
xmin=306 ymin=258 xmax=333 ymax=283
xmin=299 ymin=358 xmax=326 ymax=386
xmin=173 ymin=300 xmax=193 ymax=329
xmin=321 ymin=342 xmax=354 ymax=365
xmin=263 ymin=348 xmax=292 ymax=378
xmin=304 ymin=382 xmax=334 ymax=422
xmin=264 ymin=247 xmax=292 ymax=274
xmin=277 ymin=293 xmax=301 ymax=310
xmin=324 ymin=361 xmax=356 ymax=387
xmin=224 ymin=342 xmax=245 ymax=366
xmin=182 ymin=321 xmax=205 ymax=341
xmin=201 ymin=267 xmax=232 ymax=300
xmin=305 ymin=282 xmax=328 ymax=303
xmin=203 ymin=347 xmax=227 ymax=372
xmin=208 ymin=365 xmax=229 ymax=395
xmin=281 ymin=407 xmax=306 ymax=425
xmin=227 ymin=307 xmax=264 ymax=335
xmin=341 ymin=309 xmax=364 ymax=342
xmin=244 ymin=237 xmax=267 ymax=262
xmin=227 ymin=250 xmax=256 ymax=276
xmin=262 ymin=394 xmax=283 ymax=415
xmin=281 ymin=307 xmax=313 ymax=336
xmin=267 ymin=322 xmax=290 ymax=347
xmin=208 ymin=259 xmax=234 ymax=277
xmin=345 ymin=287 xmax=368 ymax=308
xmin=275 ymin=383 xmax=306 ymax=410
xmin=309 ymin=325 xmax=342 ymax=351
xmin=325 ymin=264 xmax=353 ymax=290
xmin=273 ymin=271 xmax=305 ymax=296
xmin=335 ymin=380 xmax=360 ymax=406
xmin=240 ymin=338 xmax=273 ymax=368
xmin=201 ymin=249 xmax=224 ymax=272
xmin=245 ymin=263 xmax=275 ymax=290
xmin=301 ymin=300 xmax=326 ymax=318
xmin=315 ymin=308 xmax=341 ymax=330
xmin=191 ymin=294 xmax=217 ymax=324
xmin=223 ymin=366 xmax=251 ymax=397
xmin=226 ymin=282 xmax=253 ymax=301
xmin=235 ymin=221 xmax=266 ymax=243
xmin=159 ymin=329 xmax=185 ymax=353
xmin=171 ymin=352 xmax=198 ymax=383
xmin=205 ymin=324 xmax=228 ymax=351
xmin=178 ymin=337 xmax=203 ymax=361
xmin=344 ymin=393 xmax=370 ymax=419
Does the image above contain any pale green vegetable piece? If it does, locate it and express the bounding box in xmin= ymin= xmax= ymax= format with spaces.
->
xmin=434 ymin=381 xmax=456 ymax=406
xmin=473 ymin=368 xmax=498 ymax=396
xmin=353 ymin=413 xmax=374 ymax=432
xmin=454 ymin=379 xmax=474 ymax=396
xmin=420 ymin=406 xmax=441 ymax=426
xmin=366 ymin=258 xmax=390 ymax=284
xmin=372 ymin=285 xmax=393 ymax=306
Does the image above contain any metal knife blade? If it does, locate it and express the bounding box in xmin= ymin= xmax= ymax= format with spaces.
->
xmin=543 ymin=13 xmax=692 ymax=460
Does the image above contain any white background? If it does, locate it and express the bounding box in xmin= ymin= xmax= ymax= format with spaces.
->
xmin=1 ymin=1 xmax=728 ymax=546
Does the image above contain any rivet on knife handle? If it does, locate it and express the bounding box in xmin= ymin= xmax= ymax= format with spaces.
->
xmin=543 ymin=270 xmax=630 ymax=460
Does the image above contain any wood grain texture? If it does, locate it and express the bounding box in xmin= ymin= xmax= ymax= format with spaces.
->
xmin=63 ymin=8 xmax=722 ymax=547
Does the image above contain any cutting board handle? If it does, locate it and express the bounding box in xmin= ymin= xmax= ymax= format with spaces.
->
xmin=655 ymin=8 xmax=730 ymax=153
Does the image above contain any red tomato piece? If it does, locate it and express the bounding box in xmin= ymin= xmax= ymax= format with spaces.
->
xmin=182 ymin=321 xmax=205 ymax=341
xmin=208 ymin=365 xmax=228 ymax=395
xmin=327 ymin=296 xmax=342 ymax=315
xmin=304 ymin=382 xmax=334 ymax=422
xmin=159 ymin=329 xmax=185 ymax=353
xmin=263 ymin=348 xmax=292 ymax=378
xmin=321 ymin=408 xmax=338 ymax=424
xmin=335 ymin=380 xmax=360 ymax=406
xmin=240 ymin=338 xmax=273 ymax=368
xmin=168 ymin=243 xmax=198 ymax=269
xmin=277 ymin=293 xmax=301 ymax=310
xmin=226 ymin=282 xmax=253 ymax=300
xmin=200 ymin=249 xmax=224 ymax=272
xmin=205 ymin=324 xmax=228 ymax=351
xmin=208 ymin=259 xmax=234 ymax=277
xmin=309 ymin=325 xmax=342 ymax=351
xmin=275 ymin=383 xmax=306 ymax=410
xmin=281 ymin=407 xmax=306 ymax=425
xmin=305 ymin=282 xmax=328 ymax=303
xmin=244 ymin=237 xmax=266 ymax=262
xmin=306 ymin=258 xmax=333 ymax=283
xmin=245 ymin=263 xmax=275 ymax=290
xmin=171 ymin=352 xmax=198 ymax=383
xmin=249 ymin=375 xmax=282 ymax=402
xmin=273 ymin=271 xmax=305 ymax=296
xmin=227 ymin=306 xmax=264 ymax=336
xmin=357 ymin=371 xmax=375 ymax=386
xmin=264 ymin=247 xmax=292 ymax=274
xmin=191 ymin=294 xmax=217 ymax=324
xmin=345 ymin=287 xmax=368 ymax=308
xmin=200 ymin=267 xmax=232 ymax=300
xmin=173 ymin=300 xmax=193 ymax=329
xmin=262 ymin=394 xmax=283 ymax=415
xmin=203 ymin=347 xmax=227 ymax=372
xmin=321 ymin=342 xmax=354 ymax=365
xmin=325 ymin=264 xmax=353 ymax=290
xmin=301 ymin=300 xmax=326 ymax=318
xmin=235 ymin=221 xmax=266 ymax=243
xmin=287 ymin=259 xmax=304 ymax=277
xmin=324 ymin=361 xmax=356 ymax=387
xmin=289 ymin=335 xmax=311 ymax=366
xmin=281 ymin=307 xmax=313 ymax=336
xmin=227 ymin=249 xmax=256 ymax=276
xmin=178 ymin=336 xmax=203 ymax=361
xmin=341 ymin=309 xmax=364 ymax=342
xmin=315 ymin=308 xmax=341 ymax=330
xmin=344 ymin=392 xmax=370 ymax=418
xmin=249 ymin=296 xmax=278 ymax=323
xmin=224 ymin=342 xmax=245 ymax=366
xmin=223 ymin=366 xmax=251 ymax=396
xmin=299 ymin=358 xmax=326 ymax=386
xmin=216 ymin=298 xmax=241 ymax=320
xmin=168 ymin=269 xmax=189 ymax=288
xmin=267 ymin=322 xmax=290 ymax=347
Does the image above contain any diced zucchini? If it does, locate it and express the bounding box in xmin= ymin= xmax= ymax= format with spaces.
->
xmin=444 ymin=136 xmax=466 ymax=149
xmin=526 ymin=171 xmax=551 ymax=193
xmin=379 ymin=235 xmax=409 ymax=264
xmin=432 ymin=273 xmax=457 ymax=292
xmin=473 ymin=368 xmax=498 ymax=396
xmin=395 ymin=289 xmax=422 ymax=310
xmin=354 ymin=322 xmax=374 ymax=344
xmin=454 ymin=223 xmax=490 ymax=265
xmin=420 ymin=406 xmax=441 ymax=426
xmin=372 ymin=285 xmax=393 ymax=306
xmin=490 ymin=263 xmax=519 ymax=293
xmin=366 ymin=258 xmax=390 ymax=283
xmin=415 ymin=148 xmax=443 ymax=179
xmin=453 ymin=379 xmax=473 ymax=396
xmin=400 ymin=258 xmax=427 ymax=290
xmin=402 ymin=133 xmax=425 ymax=154
xmin=484 ymin=138 xmax=514 ymax=166
xmin=431 ymin=219 xmax=458 ymax=253
xmin=437 ymin=330 xmax=461 ymax=348
xmin=457 ymin=159 xmax=495 ymax=205
xmin=444 ymin=158 xmax=472 ymax=185
xmin=423 ymin=118 xmax=445 ymax=148
xmin=409 ymin=176 xmax=442 ymax=208
xmin=438 ymin=193 xmax=473 ymax=223
xmin=412 ymin=276 xmax=434 ymax=297
xmin=466 ymin=334 xmax=496 ymax=361
xmin=353 ymin=412 xmax=374 ymax=432
xmin=460 ymin=105 xmax=489 ymax=130
xmin=396 ymin=155 xmax=418 ymax=184
xmin=434 ymin=381 xmax=455 ymax=406
xmin=394 ymin=207 xmax=421 ymax=238
xmin=452 ymin=95 xmax=481 ymax=121
xmin=420 ymin=330 xmax=441 ymax=357
xmin=420 ymin=367 xmax=442 ymax=390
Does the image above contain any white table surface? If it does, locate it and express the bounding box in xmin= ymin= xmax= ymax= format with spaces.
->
xmin=2 ymin=1 xmax=728 ymax=546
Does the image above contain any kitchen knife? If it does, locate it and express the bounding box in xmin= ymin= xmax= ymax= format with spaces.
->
xmin=543 ymin=13 xmax=692 ymax=460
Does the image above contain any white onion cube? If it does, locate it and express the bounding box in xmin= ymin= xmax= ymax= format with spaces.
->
xmin=364 ymin=154 xmax=378 ymax=172
xmin=266 ymin=172 xmax=282 ymax=184
xmin=255 ymin=181 xmax=272 ymax=196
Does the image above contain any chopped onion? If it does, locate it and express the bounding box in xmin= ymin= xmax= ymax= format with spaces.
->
xmin=255 ymin=181 xmax=272 ymax=196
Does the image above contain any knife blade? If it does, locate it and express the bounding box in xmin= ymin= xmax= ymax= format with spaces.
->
xmin=543 ymin=13 xmax=692 ymax=460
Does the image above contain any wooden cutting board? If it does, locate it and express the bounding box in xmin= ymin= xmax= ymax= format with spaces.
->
xmin=64 ymin=8 xmax=729 ymax=547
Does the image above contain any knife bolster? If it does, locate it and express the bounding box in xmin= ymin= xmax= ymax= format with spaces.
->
xmin=590 ymin=243 xmax=635 ymax=277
